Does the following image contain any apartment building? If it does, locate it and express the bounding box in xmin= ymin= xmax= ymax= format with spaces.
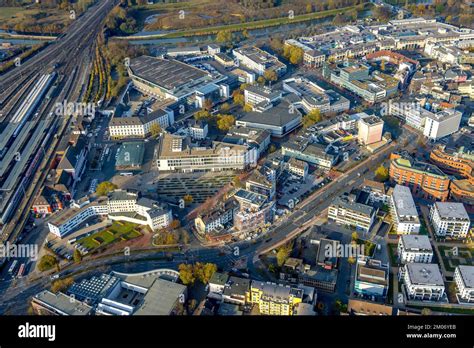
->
xmin=243 ymin=85 xmax=282 ymax=107
xmin=390 ymin=184 xmax=421 ymax=234
xmin=400 ymin=263 xmax=445 ymax=302
xmin=328 ymin=193 xmax=376 ymax=232
xmin=194 ymin=199 xmax=239 ymax=234
xmin=398 ymin=235 xmax=433 ymax=264
xmin=247 ymin=281 xmax=304 ymax=316
xmin=156 ymin=133 xmax=257 ymax=172
xmin=423 ymin=109 xmax=462 ymax=141
xmin=389 ymin=153 xmax=450 ymax=201
xmin=454 ymin=266 xmax=474 ymax=303
xmin=288 ymin=158 xmax=308 ymax=179
xmin=429 ymin=202 xmax=471 ymax=240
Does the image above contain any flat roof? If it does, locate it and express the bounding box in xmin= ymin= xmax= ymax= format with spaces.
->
xmin=392 ymin=184 xmax=418 ymax=218
xmin=406 ymin=263 xmax=444 ymax=286
xmin=400 ymin=235 xmax=432 ymax=251
xmin=457 ymin=266 xmax=474 ymax=289
xmin=239 ymin=99 xmax=301 ymax=128
xmin=129 ymin=56 xmax=210 ymax=91
xmin=434 ymin=202 xmax=469 ymax=220
xmin=134 ymin=278 xmax=187 ymax=315
xmin=116 ymin=142 xmax=145 ymax=168
xmin=33 ymin=290 xmax=93 ymax=315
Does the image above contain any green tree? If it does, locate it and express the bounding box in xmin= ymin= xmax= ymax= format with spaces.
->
xmin=374 ymin=165 xmax=389 ymax=182
xmin=220 ymin=102 xmax=231 ymax=113
xmin=194 ymin=110 xmax=211 ymax=121
xmin=96 ymin=181 xmax=117 ymax=196
xmin=268 ymin=144 xmax=277 ymax=153
xmin=243 ymin=104 xmax=253 ymax=112
xmin=38 ymin=254 xmax=58 ymax=272
xmin=233 ymin=91 xmax=245 ymax=106
xmin=289 ymin=47 xmax=304 ymax=65
xmin=178 ymin=263 xmax=195 ymax=285
xmin=351 ymin=232 xmax=359 ymax=241
xmin=257 ymin=75 xmax=266 ymax=86
xmin=216 ymin=30 xmax=232 ymax=44
xmin=73 ymin=249 xmax=82 ymax=263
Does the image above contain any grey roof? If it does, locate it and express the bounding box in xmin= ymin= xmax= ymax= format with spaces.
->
xmin=129 ymin=56 xmax=209 ymax=91
xmin=400 ymin=235 xmax=432 ymax=252
xmin=209 ymin=272 xmax=229 ymax=286
xmin=434 ymin=202 xmax=469 ymax=220
xmin=108 ymin=190 xmax=138 ymax=201
xmin=457 ymin=266 xmax=474 ymax=289
xmin=223 ymin=276 xmax=250 ymax=297
xmin=67 ymin=274 xmax=119 ymax=303
xmin=392 ymin=185 xmax=418 ymax=218
xmin=332 ymin=193 xmax=374 ymax=217
xmin=134 ymin=278 xmax=187 ymax=315
xmin=33 ymin=290 xmax=93 ymax=315
xmin=406 ymin=263 xmax=444 ymax=286
xmin=239 ymin=99 xmax=301 ymax=128
xmin=115 ymin=142 xmax=145 ymax=168
xmin=251 ymin=281 xmax=303 ymax=301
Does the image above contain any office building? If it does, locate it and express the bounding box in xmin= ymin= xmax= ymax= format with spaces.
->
xmin=357 ymin=116 xmax=384 ymax=145
xmin=354 ymin=256 xmax=389 ymax=298
xmin=328 ymin=193 xmax=376 ymax=232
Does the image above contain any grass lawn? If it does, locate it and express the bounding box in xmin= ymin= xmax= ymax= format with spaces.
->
xmin=77 ymin=221 xmax=142 ymax=250
xmin=410 ymin=305 xmax=474 ymax=315
xmin=0 ymin=6 xmax=69 ymax=31
xmin=437 ymin=245 xmax=474 ymax=273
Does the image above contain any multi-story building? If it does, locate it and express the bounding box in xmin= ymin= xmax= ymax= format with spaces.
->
xmin=357 ymin=116 xmax=384 ymax=145
xmin=109 ymin=108 xmax=175 ymax=140
xmin=288 ymin=158 xmax=308 ymax=179
xmin=194 ymin=198 xmax=239 ymax=234
xmin=429 ymin=144 xmax=474 ymax=206
xmin=243 ymin=85 xmax=282 ymax=107
xmin=47 ymin=190 xmax=172 ymax=238
xmin=245 ymin=165 xmax=277 ymax=200
xmin=232 ymin=46 xmax=287 ymax=77
xmin=423 ymin=109 xmax=462 ymax=141
xmin=282 ymin=77 xmax=350 ymax=115
xmin=398 ymin=235 xmax=433 ymax=264
xmin=323 ymin=62 xmax=399 ymax=104
xmin=247 ymin=281 xmax=304 ymax=316
xmin=389 ymin=153 xmax=450 ymax=201
xmin=223 ymin=126 xmax=271 ymax=158
xmin=390 ymin=184 xmax=421 ymax=234
xmin=31 ymin=291 xmax=93 ymax=316
xmin=454 ymin=266 xmax=474 ymax=303
xmin=222 ymin=276 xmax=250 ymax=305
xmin=328 ymin=193 xmax=376 ymax=232
xmin=360 ymin=179 xmax=389 ymax=205
xmin=284 ymin=39 xmax=326 ymax=67
xmin=282 ymin=141 xmax=337 ymax=170
xmin=429 ymin=202 xmax=471 ymax=240
xmin=354 ymin=256 xmax=389 ymax=299
xmin=400 ymin=263 xmax=445 ymax=302
xmin=156 ymin=133 xmax=257 ymax=172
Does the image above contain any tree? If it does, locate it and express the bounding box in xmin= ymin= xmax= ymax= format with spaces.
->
xmin=276 ymin=242 xmax=293 ymax=267
xmin=374 ymin=165 xmax=389 ymax=182
xmin=96 ymin=181 xmax=117 ymax=196
xmin=263 ymin=70 xmax=278 ymax=82
xmin=183 ymin=194 xmax=193 ymax=206
xmin=332 ymin=13 xmax=346 ymax=25
xmin=216 ymin=30 xmax=232 ymax=44
xmin=243 ymin=104 xmax=253 ymax=112
xmin=351 ymin=232 xmax=359 ymax=242
xmin=257 ymin=76 xmax=266 ymax=86
xmin=221 ymin=102 xmax=230 ymax=113
xmin=38 ymin=254 xmax=58 ymax=272
xmin=194 ymin=110 xmax=211 ymax=121
xmin=73 ymin=249 xmax=82 ymax=263
xmin=170 ymin=219 xmax=181 ymax=229
xmin=268 ymin=144 xmax=277 ymax=153
xmin=217 ymin=114 xmax=235 ymax=132
xmin=302 ymin=109 xmax=322 ymax=128
xmin=373 ymin=6 xmax=392 ymax=21
xmin=194 ymin=262 xmax=217 ymax=284
xmin=233 ymin=91 xmax=245 ymax=106
xmin=178 ymin=263 xmax=195 ymax=285
xmin=289 ymin=46 xmax=304 ymax=65
xmin=232 ymin=175 xmax=243 ymax=188
xmin=51 ymin=277 xmax=74 ymax=293
xmin=306 ymin=3 xmax=313 ymax=13
xmin=203 ymin=99 xmax=213 ymax=111
xmin=149 ymin=122 xmax=162 ymax=138
xmin=421 ymin=308 xmax=432 ymax=316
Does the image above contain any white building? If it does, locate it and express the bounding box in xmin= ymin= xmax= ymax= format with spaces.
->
xmin=244 ymin=85 xmax=282 ymax=107
xmin=429 ymin=202 xmax=471 ymax=240
xmin=233 ymin=46 xmax=287 ymax=77
xmin=398 ymin=235 xmax=433 ymax=264
xmin=357 ymin=116 xmax=384 ymax=145
xmin=109 ymin=108 xmax=174 ymax=139
xmin=400 ymin=263 xmax=445 ymax=302
xmin=288 ymin=158 xmax=308 ymax=179
xmin=423 ymin=108 xmax=462 ymax=141
xmin=454 ymin=266 xmax=474 ymax=303
xmin=48 ymin=191 xmax=172 ymax=238
xmin=390 ymin=185 xmax=421 ymax=234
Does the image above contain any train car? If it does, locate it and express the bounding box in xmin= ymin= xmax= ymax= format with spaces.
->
xmin=16 ymin=263 xmax=26 ymax=278
xmin=8 ymin=260 xmax=18 ymax=274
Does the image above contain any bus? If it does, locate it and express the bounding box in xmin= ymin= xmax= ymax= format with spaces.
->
xmin=17 ymin=263 xmax=26 ymax=278
xmin=8 ymin=260 xmax=18 ymax=274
